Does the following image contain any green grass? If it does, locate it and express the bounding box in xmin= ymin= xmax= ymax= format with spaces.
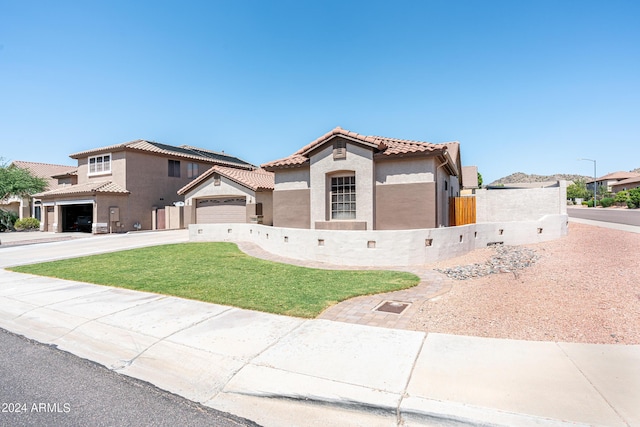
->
xmin=8 ymin=242 xmax=419 ymax=318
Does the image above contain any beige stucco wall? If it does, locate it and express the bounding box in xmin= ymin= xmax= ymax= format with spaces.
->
xmin=476 ymin=181 xmax=567 ymax=222
xmin=309 ymin=140 xmax=375 ymax=230
xmin=274 ymin=168 xmax=310 ymax=190
xmin=375 ymin=157 xmax=436 ymax=184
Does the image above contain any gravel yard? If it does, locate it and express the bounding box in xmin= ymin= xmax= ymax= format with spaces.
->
xmin=409 ymin=222 xmax=640 ymax=344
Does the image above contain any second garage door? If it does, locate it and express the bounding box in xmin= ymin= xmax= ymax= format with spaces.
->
xmin=196 ymin=197 xmax=246 ymax=223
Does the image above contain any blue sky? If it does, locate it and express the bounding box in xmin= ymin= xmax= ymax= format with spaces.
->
xmin=1 ymin=0 xmax=639 ymax=184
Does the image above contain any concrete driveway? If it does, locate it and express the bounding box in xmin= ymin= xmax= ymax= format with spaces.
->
xmin=0 ymin=230 xmax=188 ymax=268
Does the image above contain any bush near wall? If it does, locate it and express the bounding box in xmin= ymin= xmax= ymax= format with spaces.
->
xmin=14 ymin=217 xmax=40 ymax=231
xmin=599 ymin=197 xmax=615 ymax=208
xmin=628 ymin=188 xmax=640 ymax=209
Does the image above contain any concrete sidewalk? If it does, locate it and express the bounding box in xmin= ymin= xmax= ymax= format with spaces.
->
xmin=0 ymin=230 xmax=638 ymax=426
xmin=0 ymin=268 xmax=637 ymax=427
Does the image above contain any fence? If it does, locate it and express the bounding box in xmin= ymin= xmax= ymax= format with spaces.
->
xmin=449 ymin=196 xmax=476 ymax=226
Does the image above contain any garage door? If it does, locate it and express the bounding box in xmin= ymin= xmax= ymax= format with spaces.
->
xmin=196 ymin=197 xmax=246 ymax=223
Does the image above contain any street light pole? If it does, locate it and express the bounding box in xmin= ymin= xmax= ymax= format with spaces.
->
xmin=578 ymin=158 xmax=597 ymax=207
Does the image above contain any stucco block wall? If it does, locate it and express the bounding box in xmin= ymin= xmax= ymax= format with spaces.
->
xmin=476 ymin=181 xmax=567 ymax=222
xmin=190 ymin=214 xmax=568 ymax=266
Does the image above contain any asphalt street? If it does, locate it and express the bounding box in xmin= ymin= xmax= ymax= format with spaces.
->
xmin=0 ymin=328 xmax=260 ymax=427
xmin=567 ymin=206 xmax=640 ymax=226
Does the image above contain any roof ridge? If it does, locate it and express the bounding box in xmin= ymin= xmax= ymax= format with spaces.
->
xmin=12 ymin=160 xmax=76 ymax=168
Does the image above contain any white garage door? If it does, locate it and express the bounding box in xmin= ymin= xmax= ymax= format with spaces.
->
xmin=196 ymin=197 xmax=246 ymax=223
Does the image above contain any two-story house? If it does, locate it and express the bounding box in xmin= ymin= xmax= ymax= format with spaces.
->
xmin=34 ymin=140 xmax=253 ymax=233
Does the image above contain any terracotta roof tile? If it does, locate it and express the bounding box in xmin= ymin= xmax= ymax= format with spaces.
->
xmin=34 ymin=181 xmax=129 ymax=198
xmin=70 ymin=140 xmax=254 ymax=169
xmin=178 ymin=166 xmax=274 ymax=195
xmin=262 ymin=127 xmax=455 ymax=170
xmin=11 ymin=161 xmax=77 ymax=191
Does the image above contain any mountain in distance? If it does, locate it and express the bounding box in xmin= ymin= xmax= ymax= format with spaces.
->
xmin=489 ymin=168 xmax=640 ymax=186
xmin=489 ymin=172 xmax=591 ymax=187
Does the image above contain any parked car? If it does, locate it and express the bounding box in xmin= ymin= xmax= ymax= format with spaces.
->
xmin=74 ymin=216 xmax=92 ymax=232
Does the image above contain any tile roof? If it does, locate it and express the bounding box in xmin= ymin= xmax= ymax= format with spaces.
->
xmin=261 ymin=126 xmax=456 ymax=170
xmin=178 ymin=165 xmax=274 ymax=195
xmin=588 ymin=171 xmax=640 ymax=183
xmin=611 ymin=176 xmax=640 ymax=187
xmin=34 ymin=181 xmax=129 ymax=198
xmin=11 ymin=161 xmax=77 ymax=191
xmin=69 ymin=140 xmax=254 ymax=169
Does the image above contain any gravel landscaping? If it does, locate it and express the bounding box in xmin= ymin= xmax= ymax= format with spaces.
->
xmin=410 ymin=222 xmax=640 ymax=344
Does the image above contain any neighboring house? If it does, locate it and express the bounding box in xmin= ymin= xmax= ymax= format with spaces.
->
xmin=178 ymin=165 xmax=274 ymax=226
xmin=611 ymin=176 xmax=640 ymax=193
xmin=33 ymin=140 xmax=253 ymax=233
xmin=0 ymin=161 xmax=76 ymax=220
xmin=261 ymin=126 xmax=462 ymax=230
xmin=460 ymin=165 xmax=479 ymax=195
xmin=587 ymin=171 xmax=640 ymax=193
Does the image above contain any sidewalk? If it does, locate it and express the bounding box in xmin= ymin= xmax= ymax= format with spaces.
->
xmin=0 ymin=267 xmax=637 ymax=426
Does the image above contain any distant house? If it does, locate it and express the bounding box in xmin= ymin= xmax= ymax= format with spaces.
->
xmin=611 ymin=176 xmax=640 ymax=193
xmin=178 ymin=165 xmax=274 ymax=226
xmin=0 ymin=161 xmax=76 ymax=221
xmin=261 ymin=126 xmax=463 ymax=230
xmin=33 ymin=140 xmax=253 ymax=233
xmin=461 ymin=165 xmax=479 ymax=195
xmin=587 ymin=171 xmax=640 ymax=193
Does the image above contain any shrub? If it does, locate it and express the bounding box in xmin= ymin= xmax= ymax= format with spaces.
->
xmin=585 ymin=200 xmax=595 ymax=207
xmin=14 ymin=217 xmax=40 ymax=231
xmin=614 ymin=190 xmax=630 ymax=206
xmin=599 ymin=197 xmax=614 ymax=208
xmin=628 ymin=188 xmax=640 ymax=209
xmin=581 ymin=201 xmax=589 ymax=206
xmin=0 ymin=209 xmax=18 ymax=231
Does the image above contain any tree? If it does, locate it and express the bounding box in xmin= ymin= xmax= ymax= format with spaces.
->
xmin=566 ymin=180 xmax=590 ymax=200
xmin=477 ymin=172 xmax=483 ymax=188
xmin=0 ymin=158 xmax=48 ymax=200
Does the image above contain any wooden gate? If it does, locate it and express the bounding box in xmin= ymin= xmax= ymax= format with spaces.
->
xmin=449 ymin=197 xmax=476 ymax=226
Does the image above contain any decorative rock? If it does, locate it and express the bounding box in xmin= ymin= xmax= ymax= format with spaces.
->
xmin=436 ymin=245 xmax=539 ymax=280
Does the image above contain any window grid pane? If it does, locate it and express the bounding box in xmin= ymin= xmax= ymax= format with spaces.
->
xmin=331 ymin=176 xmax=356 ymax=219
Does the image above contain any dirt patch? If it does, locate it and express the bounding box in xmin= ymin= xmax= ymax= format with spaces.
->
xmin=409 ymin=223 xmax=640 ymax=344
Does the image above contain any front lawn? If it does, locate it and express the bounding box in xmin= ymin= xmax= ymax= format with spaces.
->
xmin=9 ymin=242 xmax=419 ymax=318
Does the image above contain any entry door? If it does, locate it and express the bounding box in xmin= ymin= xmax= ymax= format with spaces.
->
xmin=46 ymin=207 xmax=54 ymax=232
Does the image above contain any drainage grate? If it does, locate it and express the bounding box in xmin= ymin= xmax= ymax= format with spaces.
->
xmin=375 ymin=301 xmax=410 ymax=314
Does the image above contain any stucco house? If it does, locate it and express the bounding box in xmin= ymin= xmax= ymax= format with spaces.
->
xmin=587 ymin=171 xmax=640 ymax=193
xmin=178 ymin=165 xmax=274 ymax=226
xmin=0 ymin=161 xmax=77 ymax=221
xmin=611 ymin=176 xmax=640 ymax=193
xmin=261 ymin=127 xmax=462 ymax=230
xmin=33 ymin=140 xmax=253 ymax=233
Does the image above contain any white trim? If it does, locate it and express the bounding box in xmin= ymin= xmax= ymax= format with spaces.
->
xmin=55 ymin=199 xmax=95 ymax=206
xmin=88 ymin=153 xmax=112 ymax=176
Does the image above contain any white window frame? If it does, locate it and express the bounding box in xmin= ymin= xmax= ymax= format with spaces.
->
xmin=330 ymin=174 xmax=356 ymax=220
xmin=88 ymin=153 xmax=112 ymax=176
